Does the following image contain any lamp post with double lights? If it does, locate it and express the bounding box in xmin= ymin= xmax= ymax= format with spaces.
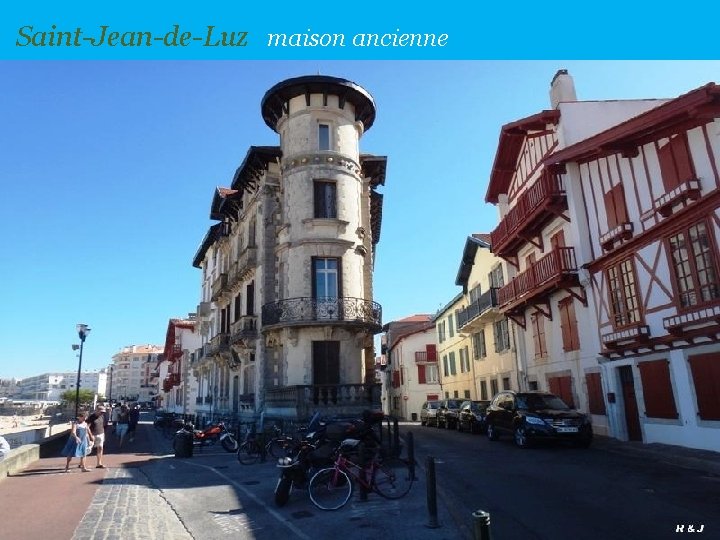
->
xmin=73 ymin=324 xmax=91 ymax=418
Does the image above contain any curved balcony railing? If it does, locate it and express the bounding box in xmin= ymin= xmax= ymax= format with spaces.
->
xmin=261 ymin=297 xmax=382 ymax=329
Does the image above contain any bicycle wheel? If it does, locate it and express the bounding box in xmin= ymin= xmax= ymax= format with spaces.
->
xmin=372 ymin=458 xmax=413 ymax=499
xmin=237 ymin=441 xmax=261 ymax=465
xmin=308 ymin=467 xmax=353 ymax=511
xmin=266 ymin=438 xmax=290 ymax=459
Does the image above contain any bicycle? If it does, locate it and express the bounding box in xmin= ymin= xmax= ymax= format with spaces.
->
xmin=307 ymin=439 xmax=413 ymax=510
xmin=265 ymin=424 xmax=296 ymax=458
xmin=236 ymin=426 xmax=264 ymax=465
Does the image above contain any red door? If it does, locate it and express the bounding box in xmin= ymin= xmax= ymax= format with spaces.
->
xmin=618 ymin=366 xmax=642 ymax=441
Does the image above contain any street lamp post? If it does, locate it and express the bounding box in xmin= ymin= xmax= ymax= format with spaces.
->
xmin=74 ymin=324 xmax=91 ymax=418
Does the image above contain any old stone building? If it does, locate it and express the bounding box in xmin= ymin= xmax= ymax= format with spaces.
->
xmin=192 ymin=76 xmax=386 ymax=421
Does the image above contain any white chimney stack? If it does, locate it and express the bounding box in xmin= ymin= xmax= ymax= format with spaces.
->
xmin=550 ymin=69 xmax=577 ymax=109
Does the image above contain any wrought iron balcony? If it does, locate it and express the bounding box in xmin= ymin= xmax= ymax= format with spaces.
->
xmin=457 ymin=288 xmax=499 ymax=330
xmin=490 ymin=171 xmax=566 ymax=259
xmin=210 ymin=333 xmax=230 ymax=355
xmin=497 ymin=247 xmax=579 ymax=312
xmin=261 ymin=297 xmax=382 ymax=331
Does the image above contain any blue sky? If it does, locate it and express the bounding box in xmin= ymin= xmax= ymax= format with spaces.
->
xmin=1 ymin=60 xmax=719 ymax=379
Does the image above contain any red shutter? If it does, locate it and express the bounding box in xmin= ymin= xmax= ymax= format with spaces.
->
xmin=637 ymin=360 xmax=678 ymax=419
xmin=658 ymin=139 xmax=680 ymax=191
xmin=671 ymin=134 xmax=694 ymax=184
xmin=559 ymin=301 xmax=571 ymax=351
xmin=392 ymin=370 xmax=400 ymax=388
xmin=548 ymin=376 xmax=575 ymax=408
xmin=426 ymin=344 xmax=437 ymax=362
xmin=688 ymin=353 xmax=720 ymax=420
xmin=585 ymin=372 xmax=607 ymax=415
xmin=418 ymin=365 xmax=426 ymax=384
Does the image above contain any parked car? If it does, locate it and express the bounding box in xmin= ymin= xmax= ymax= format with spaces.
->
xmin=485 ymin=391 xmax=592 ymax=449
xmin=457 ymin=400 xmax=490 ymax=433
xmin=437 ymin=399 xmax=464 ymax=429
xmin=420 ymin=400 xmax=440 ymax=427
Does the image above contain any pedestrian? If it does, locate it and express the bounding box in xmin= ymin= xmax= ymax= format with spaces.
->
xmin=61 ymin=411 xmax=93 ymax=472
xmin=111 ymin=404 xmax=120 ymax=433
xmin=128 ymin=404 xmax=140 ymax=443
xmin=0 ymin=435 xmax=10 ymax=461
xmin=115 ymin=404 xmax=130 ymax=449
xmin=86 ymin=404 xmax=107 ymax=468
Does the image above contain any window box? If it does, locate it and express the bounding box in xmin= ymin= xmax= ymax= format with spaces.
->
xmin=600 ymin=222 xmax=634 ymax=251
xmin=653 ymin=179 xmax=701 ymax=217
xmin=601 ymin=324 xmax=650 ymax=347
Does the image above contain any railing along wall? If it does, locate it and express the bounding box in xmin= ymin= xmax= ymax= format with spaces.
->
xmin=498 ymin=247 xmax=577 ymax=306
xmin=261 ymin=297 xmax=382 ymax=328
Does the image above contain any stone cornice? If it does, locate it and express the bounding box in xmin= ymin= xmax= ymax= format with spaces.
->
xmin=281 ymin=151 xmax=362 ymax=178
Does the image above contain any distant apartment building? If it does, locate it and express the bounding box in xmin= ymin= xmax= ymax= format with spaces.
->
xmin=0 ymin=379 xmax=20 ymax=399
xmin=192 ymin=75 xmax=386 ymax=421
xmin=109 ymin=345 xmax=163 ymax=403
xmin=379 ymin=315 xmax=439 ymax=420
xmin=16 ymin=371 xmax=108 ymax=401
xmin=434 ymin=293 xmax=475 ymax=400
xmin=454 ymin=234 xmax=515 ymax=401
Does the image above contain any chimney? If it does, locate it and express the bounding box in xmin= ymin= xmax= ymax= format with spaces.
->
xmin=550 ymin=69 xmax=577 ymax=109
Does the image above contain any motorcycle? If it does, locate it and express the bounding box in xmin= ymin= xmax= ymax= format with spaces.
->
xmin=185 ymin=421 xmax=238 ymax=452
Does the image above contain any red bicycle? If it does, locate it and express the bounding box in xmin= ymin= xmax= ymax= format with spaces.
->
xmin=307 ymin=439 xmax=413 ymax=510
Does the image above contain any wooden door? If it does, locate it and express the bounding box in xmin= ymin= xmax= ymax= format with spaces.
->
xmin=618 ymin=366 xmax=642 ymax=441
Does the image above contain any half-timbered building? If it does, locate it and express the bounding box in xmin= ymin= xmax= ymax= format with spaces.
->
xmin=486 ymin=71 xmax=669 ymax=437
xmin=547 ymin=82 xmax=720 ymax=451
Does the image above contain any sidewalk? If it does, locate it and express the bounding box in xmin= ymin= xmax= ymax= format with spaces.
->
xmin=0 ymin=421 xmax=463 ymax=540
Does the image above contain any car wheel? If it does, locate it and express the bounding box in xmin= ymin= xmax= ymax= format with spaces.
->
xmin=514 ymin=426 xmax=531 ymax=449
xmin=487 ymin=423 xmax=499 ymax=441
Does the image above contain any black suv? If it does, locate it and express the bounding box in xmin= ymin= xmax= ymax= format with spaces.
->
xmin=437 ymin=399 xmax=464 ymax=429
xmin=420 ymin=400 xmax=440 ymax=427
xmin=457 ymin=400 xmax=490 ymax=433
xmin=485 ymin=391 xmax=592 ymax=448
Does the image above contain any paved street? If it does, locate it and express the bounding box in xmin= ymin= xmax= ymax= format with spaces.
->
xmin=410 ymin=423 xmax=720 ymax=540
xmin=2 ymin=416 xmax=718 ymax=540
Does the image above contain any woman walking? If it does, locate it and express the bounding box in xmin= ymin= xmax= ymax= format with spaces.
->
xmin=61 ymin=411 xmax=94 ymax=472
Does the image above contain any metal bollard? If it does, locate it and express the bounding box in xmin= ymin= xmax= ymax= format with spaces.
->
xmin=472 ymin=510 xmax=492 ymax=540
xmin=426 ymin=456 xmax=439 ymax=528
xmin=407 ymin=431 xmax=416 ymax=480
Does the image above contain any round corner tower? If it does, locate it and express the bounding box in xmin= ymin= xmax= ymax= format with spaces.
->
xmin=259 ymin=76 xmax=382 ymax=401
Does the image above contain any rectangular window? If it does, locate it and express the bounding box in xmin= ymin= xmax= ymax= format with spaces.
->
xmin=668 ymin=221 xmax=720 ymax=309
xmin=426 ymin=364 xmax=439 ymax=384
xmin=426 ymin=344 xmax=437 ymax=362
xmin=531 ymin=313 xmax=548 ymax=358
xmin=448 ymin=351 xmax=457 ymax=376
xmin=493 ymin=319 xmax=510 ymax=352
xmin=458 ymin=347 xmax=466 ymax=373
xmin=442 ymin=355 xmax=449 ymax=377
xmin=448 ymin=315 xmax=455 ymax=338
xmin=585 ymin=372 xmax=607 ymax=415
xmin=607 ymin=259 xmax=641 ymax=328
xmin=502 ymin=377 xmax=511 ymax=391
xmin=604 ymin=183 xmax=629 ymax=230
xmin=472 ymin=330 xmax=486 ymax=359
xmin=453 ymin=390 xmax=459 ymax=398
xmin=469 ymin=285 xmax=482 ymax=303
xmin=638 ymin=360 xmax=678 ymax=419
xmin=233 ymin=292 xmax=242 ymax=321
xmin=417 ymin=364 xmax=426 ymax=384
xmin=464 ymin=390 xmax=471 ymax=399
xmin=490 ymin=379 xmax=499 ymax=397
xmin=463 ymin=346 xmax=470 ymax=372
xmin=558 ymin=297 xmax=580 ymax=352
xmin=479 ymin=380 xmax=488 ymax=400
xmin=314 ymin=181 xmax=337 ymax=219
xmin=312 ymin=341 xmax=340 ymax=385
xmin=688 ymin=353 xmax=720 ymax=420
xmin=318 ymin=123 xmax=330 ymax=150
xmin=312 ymin=258 xmax=340 ymax=299
xmin=489 ymin=265 xmax=505 ymax=288
xmin=437 ymin=322 xmax=446 ymax=343
xmin=658 ymin=133 xmax=695 ymax=192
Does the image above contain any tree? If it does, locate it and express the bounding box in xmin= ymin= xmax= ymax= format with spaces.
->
xmin=60 ymin=389 xmax=95 ymax=409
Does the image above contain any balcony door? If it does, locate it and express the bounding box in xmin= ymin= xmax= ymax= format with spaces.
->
xmin=313 ymin=257 xmax=341 ymax=320
xmin=313 ymin=341 xmax=340 ymax=404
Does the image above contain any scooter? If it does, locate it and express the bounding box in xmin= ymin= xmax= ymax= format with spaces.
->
xmin=187 ymin=421 xmax=238 ymax=452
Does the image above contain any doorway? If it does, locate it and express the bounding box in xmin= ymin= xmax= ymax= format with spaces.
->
xmin=618 ymin=365 xmax=642 ymax=441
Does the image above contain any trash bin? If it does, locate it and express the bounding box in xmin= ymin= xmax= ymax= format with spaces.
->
xmin=173 ymin=428 xmax=194 ymax=458
xmin=411 ymin=413 xmax=418 ymax=422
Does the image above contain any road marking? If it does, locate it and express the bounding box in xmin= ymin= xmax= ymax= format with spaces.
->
xmin=183 ymin=461 xmax=311 ymax=540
